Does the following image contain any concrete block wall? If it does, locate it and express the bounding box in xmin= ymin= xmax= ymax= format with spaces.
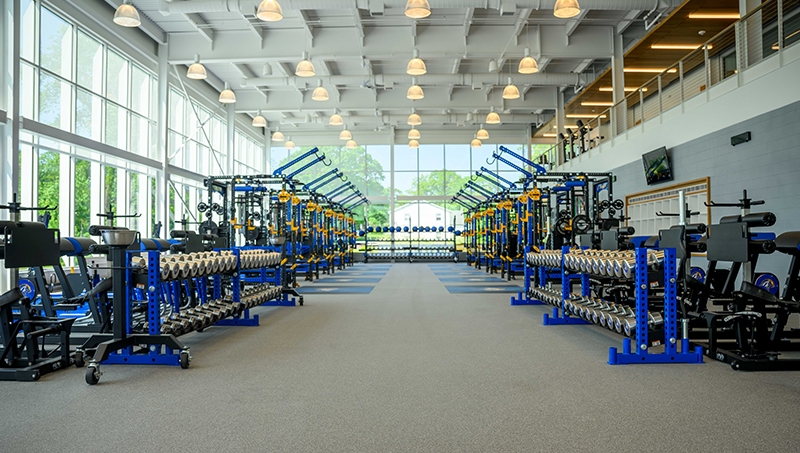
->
xmin=611 ymin=99 xmax=800 ymax=280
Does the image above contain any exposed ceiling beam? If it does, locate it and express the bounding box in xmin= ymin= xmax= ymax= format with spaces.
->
xmin=565 ymin=9 xmax=589 ymax=39
xmin=182 ymin=12 xmax=214 ymax=44
xmin=297 ymin=10 xmax=315 ymax=46
xmin=464 ymin=8 xmax=475 ymax=45
xmin=573 ymin=58 xmax=594 ymax=74
xmin=167 ymin=26 xmax=613 ymax=64
xmin=242 ymin=13 xmax=265 ymax=45
xmin=318 ymin=60 xmax=342 ymax=103
xmin=616 ymin=10 xmax=641 ymax=34
xmin=353 ymin=10 xmax=365 ymax=47
xmin=452 ymin=57 xmax=462 ymax=74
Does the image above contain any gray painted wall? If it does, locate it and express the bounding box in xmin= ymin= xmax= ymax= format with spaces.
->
xmin=610 ymin=99 xmax=800 ymax=281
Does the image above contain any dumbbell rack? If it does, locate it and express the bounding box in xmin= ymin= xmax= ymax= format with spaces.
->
xmin=510 ymin=245 xmax=546 ymax=306
xmin=541 ymin=246 xmax=593 ymax=325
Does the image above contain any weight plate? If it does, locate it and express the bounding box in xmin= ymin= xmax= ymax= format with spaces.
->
xmin=612 ymin=199 xmax=624 ymax=210
xmin=558 ymin=209 xmax=571 ymax=219
xmin=197 ymin=202 xmax=209 ymax=212
xmin=554 ymin=218 xmax=570 ymax=237
xmin=199 ymin=220 xmax=218 ymax=235
xmin=599 ymin=200 xmax=610 ymax=211
xmin=607 ymin=207 xmax=616 ymax=216
xmin=572 ymin=215 xmax=591 ymax=234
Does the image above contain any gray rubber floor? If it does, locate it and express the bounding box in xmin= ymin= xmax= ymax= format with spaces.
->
xmin=3 ymin=262 xmax=800 ymax=452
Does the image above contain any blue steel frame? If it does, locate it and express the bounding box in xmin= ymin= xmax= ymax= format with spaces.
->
xmin=542 ymin=246 xmax=591 ymax=325
xmin=608 ymin=248 xmax=704 ymax=365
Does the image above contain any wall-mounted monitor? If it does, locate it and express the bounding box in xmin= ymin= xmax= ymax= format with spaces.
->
xmin=642 ymin=147 xmax=673 ymax=185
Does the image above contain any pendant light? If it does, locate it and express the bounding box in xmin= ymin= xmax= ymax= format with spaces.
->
xmin=295 ymin=52 xmax=315 ymax=77
xmin=486 ymin=107 xmax=500 ymax=125
xmin=187 ymin=54 xmax=207 ymax=80
xmin=339 ymin=126 xmax=352 ymax=141
xmin=477 ymin=124 xmax=489 ymax=140
xmin=405 ymin=0 xmax=431 ymax=19
xmin=219 ymin=82 xmax=236 ymax=104
xmin=113 ymin=1 xmax=141 ymax=27
xmin=407 ymin=77 xmax=424 ymax=100
xmin=346 ymin=139 xmax=357 ymax=149
xmin=329 ymin=109 xmax=343 ymax=126
xmin=502 ymin=77 xmax=520 ymax=100
xmin=408 ymin=128 xmax=421 ymax=140
xmin=407 ymin=49 xmax=427 ymax=75
xmin=285 ymin=137 xmax=295 ymax=150
xmin=256 ymin=0 xmax=283 ymax=22
xmin=312 ymin=80 xmax=329 ymax=101
xmin=470 ymin=138 xmax=482 ymax=148
xmin=518 ymin=48 xmax=539 ymax=74
xmin=272 ymin=128 xmax=285 ymax=141
xmin=409 ymin=139 xmax=420 ymax=148
xmin=252 ymin=110 xmax=267 ymax=128
xmin=407 ymin=109 xmax=421 ymax=126
xmin=554 ymin=0 xmax=581 ymax=19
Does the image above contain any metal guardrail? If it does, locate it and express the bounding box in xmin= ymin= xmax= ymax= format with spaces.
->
xmin=539 ymin=0 xmax=800 ymax=168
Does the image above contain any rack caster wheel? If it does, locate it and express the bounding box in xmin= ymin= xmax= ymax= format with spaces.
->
xmin=86 ymin=363 xmax=101 ymax=385
xmin=74 ymin=349 xmax=85 ymax=368
xmin=299 ymin=298 xmax=304 ymax=306
xmin=180 ymin=350 xmax=191 ymax=369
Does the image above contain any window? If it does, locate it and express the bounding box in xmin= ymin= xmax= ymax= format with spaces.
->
xmin=40 ymin=7 xmax=72 ymax=80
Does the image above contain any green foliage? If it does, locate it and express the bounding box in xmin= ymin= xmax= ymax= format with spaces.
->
xmin=37 ymin=151 xmax=60 ymax=228
xmin=74 ymin=159 xmax=91 ymax=237
xmin=407 ymin=170 xmax=470 ymax=197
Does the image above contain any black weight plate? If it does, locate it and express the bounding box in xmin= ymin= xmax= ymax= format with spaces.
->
xmin=245 ymin=228 xmax=260 ymax=241
xmin=598 ymin=200 xmax=610 ymax=211
xmin=558 ymin=209 xmax=571 ymax=219
xmin=612 ymin=199 xmax=624 ymax=210
xmin=199 ymin=220 xmax=218 ymax=234
xmin=197 ymin=202 xmax=208 ymax=212
xmin=607 ymin=207 xmax=616 ymax=216
xmin=554 ymin=218 xmax=570 ymax=237
xmin=573 ymin=215 xmax=591 ymax=234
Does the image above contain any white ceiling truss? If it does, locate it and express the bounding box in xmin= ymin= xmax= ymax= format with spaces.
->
xmin=99 ymin=0 xmax=681 ymax=133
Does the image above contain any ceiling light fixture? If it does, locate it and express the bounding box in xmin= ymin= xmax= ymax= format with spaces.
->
xmin=552 ymin=125 xmax=579 ymax=129
xmin=346 ymin=139 xmax=358 ymax=149
xmin=408 ymin=128 xmax=421 ymax=140
xmin=581 ymin=102 xmax=614 ymax=106
xmin=404 ymin=0 xmax=431 ymax=19
xmin=486 ymin=107 xmax=500 ymax=125
xmin=285 ymin=137 xmax=295 ymax=150
xmin=252 ymin=110 xmax=267 ymax=128
xmin=262 ymin=63 xmax=273 ymax=76
xmin=407 ymin=49 xmax=427 ymax=75
xmin=407 ymin=109 xmax=422 ymax=126
xmin=219 ymin=82 xmax=236 ymax=104
xmin=470 ymin=138 xmax=482 ymax=148
xmin=340 ymin=126 xmax=352 ymax=141
xmin=272 ymin=129 xmax=284 ymax=141
xmin=553 ymin=0 xmax=581 ymax=19
xmin=187 ymin=54 xmax=207 ymax=80
xmin=502 ymin=77 xmax=520 ymax=100
xmin=295 ymin=51 xmax=315 ymax=77
xmin=113 ymin=1 xmax=141 ymax=27
xmin=312 ymin=80 xmax=329 ymax=101
xmin=567 ymin=114 xmax=607 ymax=118
xmin=624 ymin=68 xmax=677 ymax=73
xmin=542 ymin=133 xmax=558 ymax=137
xmin=329 ymin=109 xmax=343 ymax=126
xmin=688 ymin=13 xmax=740 ymax=19
xmin=477 ymin=124 xmax=489 ymax=140
xmin=599 ymin=87 xmax=647 ymax=92
xmin=518 ymin=48 xmax=539 ymax=74
xmin=257 ymin=0 xmax=283 ymax=21
xmin=407 ymin=77 xmax=424 ymax=100
xmin=651 ymin=43 xmax=712 ymax=50
xmin=409 ymin=139 xmax=420 ymax=148
xmin=488 ymin=59 xmax=499 ymax=73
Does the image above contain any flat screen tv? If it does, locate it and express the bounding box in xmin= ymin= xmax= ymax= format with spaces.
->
xmin=642 ymin=147 xmax=673 ymax=185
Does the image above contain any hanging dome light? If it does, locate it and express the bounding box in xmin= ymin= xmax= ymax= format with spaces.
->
xmin=407 ymin=49 xmax=427 ymax=75
xmin=346 ymin=139 xmax=357 ymax=149
xmin=408 ymin=128 xmax=421 ymax=140
xmin=285 ymin=138 xmax=295 ymax=150
xmin=340 ymin=127 xmax=352 ymax=141
xmin=518 ymin=47 xmax=539 ymax=74
xmin=113 ymin=1 xmax=141 ymax=27
xmin=329 ymin=109 xmax=343 ymax=126
xmin=405 ymin=0 xmax=431 ymax=19
xmin=407 ymin=77 xmax=424 ymax=100
xmin=503 ymin=77 xmax=520 ymax=100
xmin=477 ymin=125 xmax=489 ymax=140
xmin=486 ymin=107 xmax=501 ymax=125
xmin=219 ymin=82 xmax=236 ymax=104
xmin=256 ymin=0 xmax=283 ymax=22
xmin=252 ymin=110 xmax=267 ymax=128
xmin=272 ymin=129 xmax=284 ymax=141
xmin=554 ymin=0 xmax=581 ymax=19
xmin=312 ymin=80 xmax=329 ymax=101
xmin=407 ymin=109 xmax=421 ymax=126
xmin=295 ymin=51 xmax=315 ymax=77
xmin=187 ymin=54 xmax=207 ymax=80
xmin=409 ymin=139 xmax=420 ymax=148
xmin=470 ymin=138 xmax=482 ymax=148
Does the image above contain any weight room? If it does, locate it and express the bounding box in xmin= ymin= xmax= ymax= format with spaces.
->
xmin=2 ymin=0 xmax=800 ymax=451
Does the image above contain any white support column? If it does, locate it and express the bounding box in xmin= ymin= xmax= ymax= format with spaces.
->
xmin=158 ymin=42 xmax=169 ymax=231
xmin=556 ymin=91 xmax=565 ymax=165
xmin=226 ymin=103 xmax=235 ymax=174
xmin=0 ymin=0 xmax=7 ymax=218
xmin=611 ymin=31 xmax=625 ymax=136
xmin=389 ymin=127 xmax=395 ymax=227
xmin=264 ymin=130 xmax=271 ymax=174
